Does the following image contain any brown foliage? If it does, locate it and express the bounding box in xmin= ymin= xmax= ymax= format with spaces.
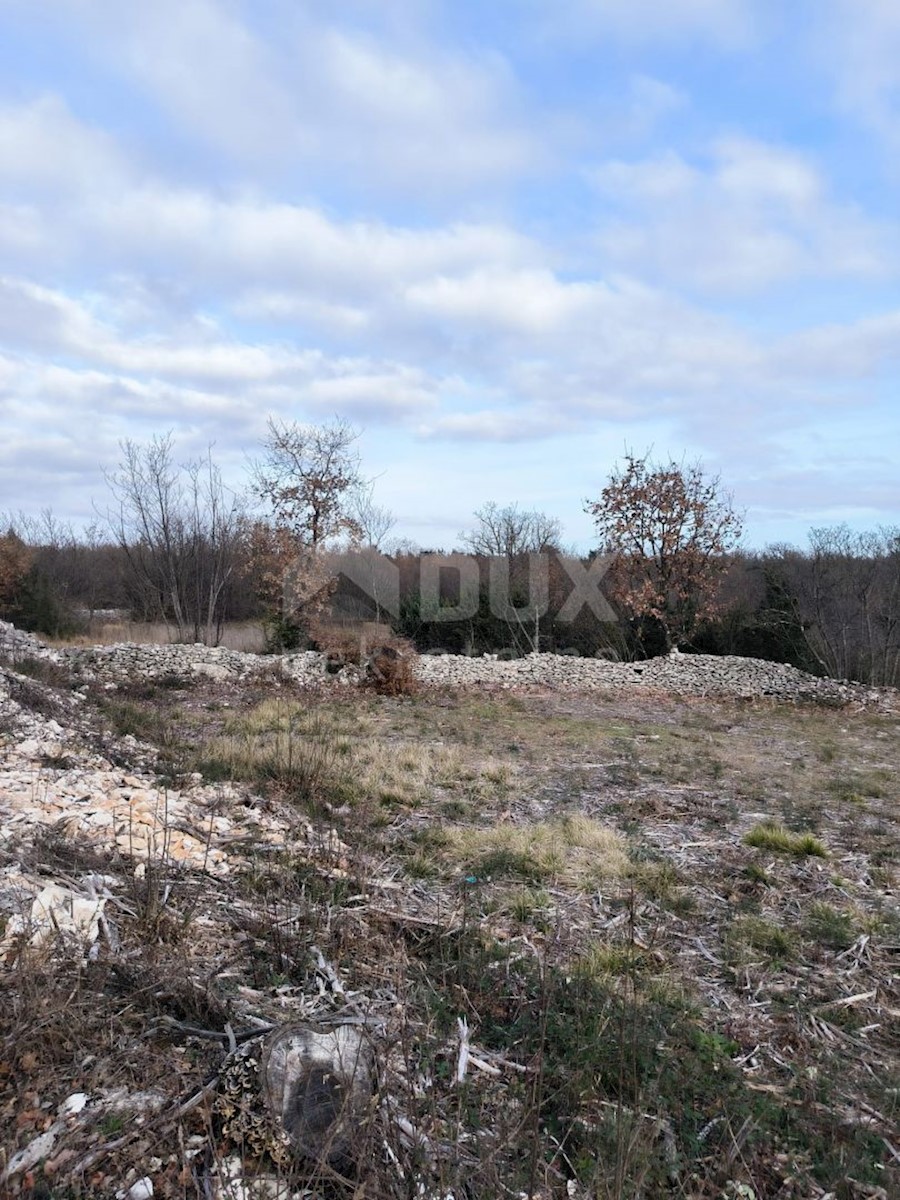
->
xmin=247 ymin=521 xmax=337 ymax=630
xmin=364 ymin=636 xmax=419 ymax=696
xmin=0 ymin=530 xmax=33 ymax=612
xmin=250 ymin=418 xmax=365 ymax=634
xmin=585 ymin=452 xmax=743 ymax=649
xmin=251 ymin=417 xmax=362 ymax=550
xmin=308 ymin=620 xmax=418 ymax=693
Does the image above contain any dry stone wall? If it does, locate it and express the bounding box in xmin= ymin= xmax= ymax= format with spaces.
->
xmin=0 ymin=619 xmax=894 ymax=707
xmin=414 ymin=648 xmax=892 ymax=706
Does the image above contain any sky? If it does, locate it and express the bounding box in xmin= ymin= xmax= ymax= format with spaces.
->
xmin=0 ymin=0 xmax=898 ymax=552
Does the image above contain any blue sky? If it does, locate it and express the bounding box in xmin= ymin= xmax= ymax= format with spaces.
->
xmin=0 ymin=0 xmax=898 ymax=551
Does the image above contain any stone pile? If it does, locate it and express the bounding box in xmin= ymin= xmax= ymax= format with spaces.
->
xmin=0 ymin=664 xmax=362 ymax=974
xmin=56 ymin=640 xmax=334 ymax=686
xmin=0 ymin=620 xmax=893 ymax=707
xmin=414 ymin=648 xmax=892 ymax=706
xmin=0 ymin=662 xmax=303 ymax=877
xmin=0 ymin=642 xmax=361 ymax=970
xmin=0 ymin=620 xmax=48 ymax=662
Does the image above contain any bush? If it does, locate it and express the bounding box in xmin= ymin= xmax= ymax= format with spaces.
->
xmin=262 ymin=613 xmax=306 ymax=653
xmin=309 ymin=619 xmax=365 ymax=665
xmin=365 ymin=638 xmax=418 ymax=696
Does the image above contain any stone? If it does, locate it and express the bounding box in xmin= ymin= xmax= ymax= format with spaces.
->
xmin=190 ymin=662 xmax=230 ymax=681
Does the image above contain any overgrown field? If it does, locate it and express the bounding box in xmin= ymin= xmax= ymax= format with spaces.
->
xmin=1 ymin=663 xmax=898 ymax=1199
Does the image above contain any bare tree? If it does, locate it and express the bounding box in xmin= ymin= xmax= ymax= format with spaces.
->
xmin=346 ymin=480 xmax=396 ymax=551
xmin=784 ymin=524 xmax=900 ymax=685
xmin=103 ymin=434 xmax=246 ymax=644
xmin=250 ymin=417 xmax=364 ymax=634
xmin=460 ymin=502 xmax=562 ymax=558
xmin=585 ymin=451 xmax=743 ymax=652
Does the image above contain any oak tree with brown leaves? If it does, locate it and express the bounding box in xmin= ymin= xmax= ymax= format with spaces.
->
xmin=585 ymin=452 xmax=743 ymax=652
xmin=250 ymin=417 xmax=363 ymax=638
xmin=0 ymin=530 xmax=33 ymax=615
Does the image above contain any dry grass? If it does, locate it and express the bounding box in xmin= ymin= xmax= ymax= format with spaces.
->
xmin=193 ymin=697 xmax=515 ymax=817
xmin=440 ymin=815 xmax=629 ymax=887
xmin=47 ymin=619 xmax=267 ymax=651
xmin=2 ymin=662 xmax=898 ymax=1199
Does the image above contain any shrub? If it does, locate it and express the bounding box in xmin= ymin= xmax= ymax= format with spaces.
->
xmin=364 ymin=637 xmax=419 ymax=696
xmin=262 ymin=613 xmax=306 ymax=653
xmin=309 ymin=618 xmax=366 ymax=665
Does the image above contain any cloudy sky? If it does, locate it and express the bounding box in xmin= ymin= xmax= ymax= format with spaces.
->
xmin=0 ymin=0 xmax=898 ymax=551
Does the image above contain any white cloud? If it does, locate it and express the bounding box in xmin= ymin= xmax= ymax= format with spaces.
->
xmin=770 ymin=309 xmax=900 ymax=378
xmin=7 ymin=0 xmax=536 ymax=192
xmin=623 ymin=75 xmax=688 ymax=136
xmin=298 ymin=368 xmax=438 ymax=421
xmin=823 ymin=0 xmax=900 ymax=150
xmin=405 ymin=269 xmax=596 ymax=335
xmin=0 ymin=93 xmax=130 ymax=195
xmin=309 ymin=28 xmax=535 ymax=185
xmin=0 ymin=277 xmax=441 ymax=439
xmin=535 ymin=0 xmax=756 ymax=46
xmin=0 ymin=97 xmax=541 ymax=294
xmin=591 ymin=138 xmax=892 ymax=292
xmin=418 ymin=407 xmax=574 ymax=443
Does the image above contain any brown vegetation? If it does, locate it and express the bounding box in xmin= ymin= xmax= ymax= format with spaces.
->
xmin=585 ymin=451 xmax=744 ymax=652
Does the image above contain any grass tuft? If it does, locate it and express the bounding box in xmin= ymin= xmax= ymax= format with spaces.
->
xmin=744 ymin=822 xmax=828 ymax=857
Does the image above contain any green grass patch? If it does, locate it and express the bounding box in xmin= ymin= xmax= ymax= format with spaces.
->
xmin=827 ymin=770 xmax=893 ymax=803
xmin=744 ymin=822 xmax=828 ymax=858
xmin=409 ymin=926 xmax=759 ymax=1196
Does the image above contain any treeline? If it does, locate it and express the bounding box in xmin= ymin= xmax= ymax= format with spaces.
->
xmin=0 ymin=429 xmax=898 ymax=688
xmin=2 ymin=520 xmax=898 ymax=687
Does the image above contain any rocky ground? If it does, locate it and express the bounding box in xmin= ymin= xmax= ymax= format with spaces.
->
xmin=0 ymin=620 xmax=897 ymax=1200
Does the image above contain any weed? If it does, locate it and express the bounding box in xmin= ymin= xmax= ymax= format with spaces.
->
xmin=576 ymin=942 xmax=648 ymax=979
xmin=197 ymin=706 xmax=342 ymax=809
xmin=743 ymin=862 xmax=771 ymax=886
xmin=827 ymin=770 xmax=892 ymax=803
xmin=410 ymin=927 xmax=757 ymax=1195
xmin=439 ymin=798 xmax=473 ymax=820
xmin=508 ymin=886 xmax=553 ymax=924
xmin=4 ymin=654 xmax=72 ymax=688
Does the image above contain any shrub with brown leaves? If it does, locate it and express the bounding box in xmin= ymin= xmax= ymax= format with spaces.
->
xmin=364 ymin=637 xmax=418 ymax=696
